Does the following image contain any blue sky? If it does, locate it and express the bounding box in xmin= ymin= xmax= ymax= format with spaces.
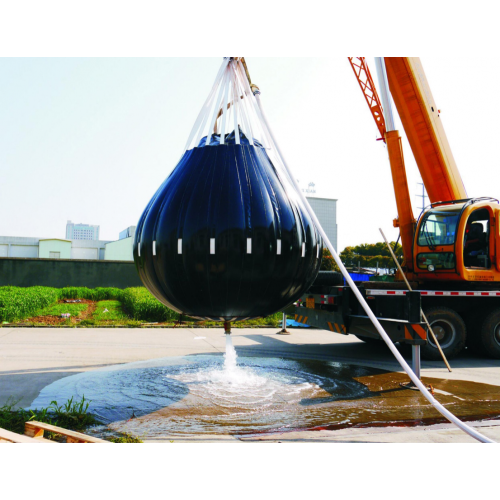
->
xmin=1 ymin=57 xmax=499 ymax=250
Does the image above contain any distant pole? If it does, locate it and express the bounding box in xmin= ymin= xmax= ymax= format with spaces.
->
xmin=277 ymin=311 xmax=291 ymax=335
xmin=417 ymin=182 xmax=428 ymax=212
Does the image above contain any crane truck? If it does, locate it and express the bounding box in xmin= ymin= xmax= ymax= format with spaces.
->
xmin=294 ymin=57 xmax=500 ymax=360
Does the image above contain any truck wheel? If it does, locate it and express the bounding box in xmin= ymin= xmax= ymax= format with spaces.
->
xmin=479 ymin=309 xmax=500 ymax=359
xmin=422 ymin=307 xmax=466 ymax=360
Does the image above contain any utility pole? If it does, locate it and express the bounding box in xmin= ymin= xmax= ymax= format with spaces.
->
xmin=416 ymin=182 xmax=428 ymax=212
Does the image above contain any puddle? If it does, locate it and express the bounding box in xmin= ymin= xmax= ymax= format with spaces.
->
xmin=29 ymin=354 xmax=500 ymax=439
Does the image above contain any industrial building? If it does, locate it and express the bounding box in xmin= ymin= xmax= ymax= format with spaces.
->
xmin=0 ymin=199 xmax=336 ymax=263
xmin=0 ymin=236 xmax=110 ymax=260
xmin=306 ymin=196 xmax=338 ymax=250
xmin=66 ymin=221 xmax=100 ymax=241
xmin=104 ymin=226 xmax=136 ymax=261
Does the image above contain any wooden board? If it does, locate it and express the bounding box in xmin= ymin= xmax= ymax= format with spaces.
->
xmin=25 ymin=421 xmax=110 ymax=443
xmin=0 ymin=427 xmax=55 ymax=443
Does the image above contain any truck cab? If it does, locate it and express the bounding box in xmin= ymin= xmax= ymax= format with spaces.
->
xmin=412 ymin=198 xmax=500 ymax=283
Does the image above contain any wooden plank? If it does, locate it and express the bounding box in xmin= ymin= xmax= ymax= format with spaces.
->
xmin=0 ymin=427 xmax=54 ymax=443
xmin=25 ymin=421 xmax=110 ymax=443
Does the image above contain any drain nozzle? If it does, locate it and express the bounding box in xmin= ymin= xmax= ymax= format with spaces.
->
xmin=224 ymin=321 xmax=232 ymax=335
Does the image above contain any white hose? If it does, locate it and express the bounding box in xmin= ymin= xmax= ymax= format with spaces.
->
xmin=254 ymin=93 xmax=495 ymax=444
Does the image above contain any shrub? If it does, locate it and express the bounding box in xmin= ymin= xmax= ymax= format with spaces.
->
xmin=120 ymin=287 xmax=177 ymax=322
xmin=58 ymin=287 xmax=123 ymax=301
xmin=0 ymin=286 xmax=59 ymax=322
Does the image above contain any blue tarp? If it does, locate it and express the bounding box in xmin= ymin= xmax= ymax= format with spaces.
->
xmin=347 ymin=272 xmax=371 ymax=282
xmin=285 ymin=319 xmax=310 ymax=328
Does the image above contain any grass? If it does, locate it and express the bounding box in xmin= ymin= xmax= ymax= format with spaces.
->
xmin=109 ymin=433 xmax=143 ymax=443
xmin=0 ymin=396 xmax=99 ymax=439
xmin=33 ymin=302 xmax=89 ymax=318
xmin=0 ymin=285 xmax=284 ymax=328
xmin=0 ymin=286 xmax=60 ymax=322
xmin=120 ymin=287 xmax=178 ymax=323
xmin=58 ymin=287 xmax=123 ymax=302
xmin=0 ymin=396 xmax=143 ymax=443
xmin=91 ymin=300 xmax=130 ymax=323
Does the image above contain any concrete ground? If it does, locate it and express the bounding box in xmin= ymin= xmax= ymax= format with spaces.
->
xmin=1 ymin=325 xmax=499 ymax=443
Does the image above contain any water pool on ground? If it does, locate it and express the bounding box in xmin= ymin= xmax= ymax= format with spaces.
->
xmin=29 ymin=351 xmax=500 ymax=439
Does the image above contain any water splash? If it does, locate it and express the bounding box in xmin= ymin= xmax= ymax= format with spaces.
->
xmin=224 ymin=334 xmax=237 ymax=371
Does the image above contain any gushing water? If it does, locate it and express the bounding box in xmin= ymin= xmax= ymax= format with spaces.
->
xmin=224 ymin=334 xmax=237 ymax=371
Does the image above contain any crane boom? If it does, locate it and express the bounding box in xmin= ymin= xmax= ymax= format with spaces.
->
xmin=385 ymin=57 xmax=468 ymax=203
xmin=347 ymin=58 xmax=386 ymax=142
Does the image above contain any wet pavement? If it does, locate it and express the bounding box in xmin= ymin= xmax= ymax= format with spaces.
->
xmin=1 ymin=326 xmax=500 ymax=442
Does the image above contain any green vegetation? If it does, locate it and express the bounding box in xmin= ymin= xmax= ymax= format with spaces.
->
xmin=92 ymin=300 xmax=129 ymax=322
xmin=35 ymin=302 xmax=89 ymax=318
xmin=58 ymin=287 xmax=123 ymax=301
xmin=321 ymin=247 xmax=340 ymax=272
xmin=0 ymin=286 xmax=60 ymax=322
xmin=0 ymin=285 xmax=283 ymax=327
xmin=120 ymin=287 xmax=177 ymax=323
xmin=340 ymin=241 xmax=403 ymax=269
xmin=0 ymin=396 xmax=98 ymax=438
xmin=109 ymin=433 xmax=143 ymax=443
xmin=0 ymin=396 xmax=143 ymax=442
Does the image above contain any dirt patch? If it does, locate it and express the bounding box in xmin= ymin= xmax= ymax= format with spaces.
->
xmin=24 ymin=299 xmax=96 ymax=325
xmin=24 ymin=314 xmax=67 ymax=325
xmin=76 ymin=301 xmax=97 ymax=321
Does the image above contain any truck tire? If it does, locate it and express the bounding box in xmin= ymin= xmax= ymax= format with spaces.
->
xmin=479 ymin=309 xmax=500 ymax=359
xmin=422 ymin=307 xmax=467 ymax=360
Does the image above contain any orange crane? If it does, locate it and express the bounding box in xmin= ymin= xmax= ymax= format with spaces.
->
xmin=295 ymin=58 xmax=500 ymax=360
xmin=349 ymin=57 xmax=500 ymax=285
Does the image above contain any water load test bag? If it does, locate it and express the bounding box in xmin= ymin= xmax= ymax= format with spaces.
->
xmin=133 ymin=58 xmax=323 ymax=321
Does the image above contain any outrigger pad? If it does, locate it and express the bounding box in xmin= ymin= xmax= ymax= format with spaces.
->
xmin=133 ymin=132 xmax=323 ymax=321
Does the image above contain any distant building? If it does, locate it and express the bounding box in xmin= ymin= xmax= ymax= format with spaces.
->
xmin=66 ymin=220 xmax=100 ymax=241
xmin=0 ymin=236 xmax=110 ymax=260
xmin=104 ymin=226 xmax=136 ymax=261
xmin=306 ymin=196 xmax=338 ymax=251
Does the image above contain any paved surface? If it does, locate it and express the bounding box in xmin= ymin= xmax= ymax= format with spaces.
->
xmin=1 ymin=326 xmax=499 ymax=442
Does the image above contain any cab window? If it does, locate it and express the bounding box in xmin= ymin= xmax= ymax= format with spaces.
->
xmin=417 ymin=210 xmax=460 ymax=248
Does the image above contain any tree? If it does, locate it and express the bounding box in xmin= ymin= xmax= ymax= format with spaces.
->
xmin=338 ymin=241 xmax=402 ymax=269
xmin=320 ymin=247 xmax=339 ymax=272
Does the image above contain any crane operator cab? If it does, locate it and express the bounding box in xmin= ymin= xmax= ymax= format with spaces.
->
xmin=413 ymin=198 xmax=500 ymax=283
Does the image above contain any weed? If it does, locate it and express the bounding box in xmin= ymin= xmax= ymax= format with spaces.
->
xmin=109 ymin=433 xmax=143 ymax=443
xmin=120 ymin=288 xmax=177 ymax=322
xmin=0 ymin=396 xmax=99 ymax=439
xmin=92 ymin=300 xmax=129 ymax=323
xmin=34 ymin=302 xmax=89 ymax=318
xmin=0 ymin=286 xmax=59 ymax=322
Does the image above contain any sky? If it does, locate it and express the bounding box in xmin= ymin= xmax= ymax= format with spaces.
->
xmin=1 ymin=57 xmax=499 ymax=250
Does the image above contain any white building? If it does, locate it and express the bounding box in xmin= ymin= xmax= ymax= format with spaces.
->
xmin=104 ymin=226 xmax=136 ymax=261
xmin=0 ymin=236 xmax=110 ymax=260
xmin=306 ymin=196 xmax=338 ymax=251
xmin=66 ymin=220 xmax=100 ymax=241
